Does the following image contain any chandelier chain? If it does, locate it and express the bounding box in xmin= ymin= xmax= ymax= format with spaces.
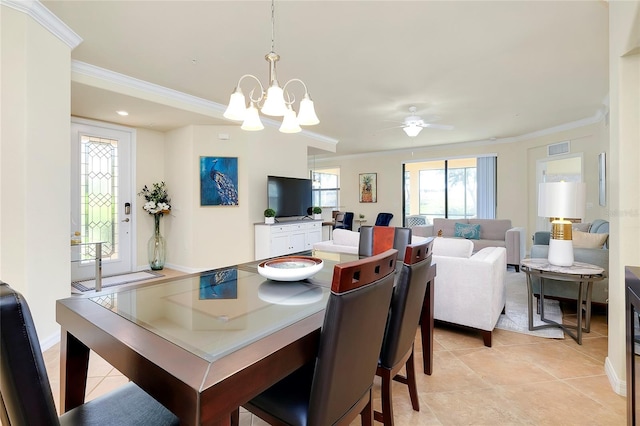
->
xmin=270 ymin=0 xmax=275 ymax=53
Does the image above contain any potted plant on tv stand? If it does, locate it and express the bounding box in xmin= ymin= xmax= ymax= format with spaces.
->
xmin=264 ymin=208 xmax=276 ymax=224
xmin=312 ymin=207 xmax=322 ymax=220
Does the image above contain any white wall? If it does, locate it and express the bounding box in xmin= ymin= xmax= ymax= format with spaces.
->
xmin=0 ymin=6 xmax=72 ymax=341
xmin=161 ymin=125 xmax=311 ymax=271
xmin=606 ymin=0 xmax=640 ymax=395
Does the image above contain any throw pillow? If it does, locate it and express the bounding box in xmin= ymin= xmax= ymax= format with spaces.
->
xmin=454 ymin=222 xmax=481 ymax=240
xmin=573 ymin=230 xmax=608 ymax=249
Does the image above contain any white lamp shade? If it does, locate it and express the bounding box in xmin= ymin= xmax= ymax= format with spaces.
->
xmin=297 ymin=95 xmax=320 ymax=125
xmin=403 ymin=125 xmax=422 ymax=137
xmin=223 ymin=89 xmax=247 ymax=121
xmin=538 ymin=182 xmax=586 ymax=219
xmin=241 ymin=102 xmax=264 ymax=131
xmin=279 ymin=107 xmax=301 ymax=133
xmin=260 ymin=82 xmax=286 ymax=116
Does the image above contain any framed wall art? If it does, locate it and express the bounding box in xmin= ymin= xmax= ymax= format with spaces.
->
xmin=359 ymin=173 xmax=377 ymax=203
xmin=200 ymin=156 xmax=239 ymax=206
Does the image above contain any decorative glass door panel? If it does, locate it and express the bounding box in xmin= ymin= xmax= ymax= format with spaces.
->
xmin=71 ymin=120 xmax=133 ymax=281
xmin=80 ymin=136 xmax=118 ymax=262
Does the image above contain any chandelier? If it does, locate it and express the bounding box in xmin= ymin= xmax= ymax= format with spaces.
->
xmin=223 ymin=0 xmax=319 ymax=133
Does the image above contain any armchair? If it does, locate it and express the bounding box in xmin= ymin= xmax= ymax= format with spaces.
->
xmin=431 ymin=238 xmax=507 ymax=347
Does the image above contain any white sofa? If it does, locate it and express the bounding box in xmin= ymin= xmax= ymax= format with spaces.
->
xmin=412 ymin=218 xmax=524 ymax=271
xmin=312 ymin=228 xmax=426 ymax=255
xmin=432 ymin=237 xmax=506 ymax=347
xmin=312 ymin=229 xmax=360 ymax=254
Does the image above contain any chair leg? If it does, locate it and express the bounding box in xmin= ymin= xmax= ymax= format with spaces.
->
xmin=374 ymin=367 xmax=394 ymax=426
xmin=405 ymin=351 xmax=420 ymax=412
xmin=361 ymin=389 xmax=373 ymax=426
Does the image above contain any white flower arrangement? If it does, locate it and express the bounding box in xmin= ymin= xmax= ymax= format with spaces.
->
xmin=138 ymin=182 xmax=171 ymax=216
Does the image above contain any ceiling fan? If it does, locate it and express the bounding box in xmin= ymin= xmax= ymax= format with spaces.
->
xmin=393 ymin=106 xmax=454 ymax=137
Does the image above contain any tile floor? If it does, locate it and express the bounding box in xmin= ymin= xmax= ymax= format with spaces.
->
xmin=43 ymin=271 xmax=626 ymax=425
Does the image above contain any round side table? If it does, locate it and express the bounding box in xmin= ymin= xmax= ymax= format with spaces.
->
xmin=521 ymin=258 xmax=605 ymax=344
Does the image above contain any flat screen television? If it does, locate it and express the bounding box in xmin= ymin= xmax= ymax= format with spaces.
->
xmin=267 ymin=175 xmax=312 ymax=218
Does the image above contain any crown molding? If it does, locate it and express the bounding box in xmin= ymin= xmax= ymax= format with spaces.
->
xmin=2 ymin=0 xmax=82 ymax=49
xmin=71 ymin=60 xmax=339 ymax=145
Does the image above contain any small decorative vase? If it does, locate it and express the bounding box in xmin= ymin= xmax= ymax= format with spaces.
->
xmin=148 ymin=214 xmax=166 ymax=270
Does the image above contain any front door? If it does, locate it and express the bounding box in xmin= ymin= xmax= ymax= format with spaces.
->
xmin=70 ymin=119 xmax=134 ymax=281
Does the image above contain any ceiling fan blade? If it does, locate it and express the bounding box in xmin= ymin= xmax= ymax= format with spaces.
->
xmin=377 ymin=124 xmax=404 ymax=132
xmin=423 ymin=123 xmax=454 ymax=130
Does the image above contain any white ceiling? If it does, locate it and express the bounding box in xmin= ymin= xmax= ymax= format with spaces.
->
xmin=42 ymin=0 xmax=609 ymax=156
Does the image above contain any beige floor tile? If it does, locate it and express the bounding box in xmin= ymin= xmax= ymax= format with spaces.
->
xmin=496 ymin=380 xmax=626 ymax=425
xmin=564 ymin=374 xmax=627 ymax=414
xmin=496 ymin=339 xmax=606 ymax=379
xmin=451 ymin=345 xmax=558 ymax=386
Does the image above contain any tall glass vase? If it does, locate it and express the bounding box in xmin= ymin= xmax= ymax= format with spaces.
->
xmin=148 ymin=214 xmax=166 ymax=270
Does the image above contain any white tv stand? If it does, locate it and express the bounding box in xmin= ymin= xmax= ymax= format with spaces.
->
xmin=255 ymin=220 xmax=323 ymax=260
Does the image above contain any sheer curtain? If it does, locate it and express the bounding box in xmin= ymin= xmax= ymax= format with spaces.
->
xmin=476 ymin=155 xmax=497 ymax=219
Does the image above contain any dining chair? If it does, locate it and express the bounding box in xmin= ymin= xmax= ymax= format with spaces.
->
xmin=375 ymin=240 xmax=434 ymax=425
xmin=358 ymin=226 xmax=412 ymax=260
xmin=335 ymin=211 xmax=354 ymax=231
xmin=236 ymin=249 xmax=398 ymax=426
xmin=374 ymin=212 xmax=394 ymax=226
xmin=0 ymin=281 xmax=180 ymax=426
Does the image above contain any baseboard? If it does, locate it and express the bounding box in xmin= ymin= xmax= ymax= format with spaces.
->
xmin=605 ymin=356 xmax=627 ymax=396
xmin=40 ymin=330 xmax=61 ymax=352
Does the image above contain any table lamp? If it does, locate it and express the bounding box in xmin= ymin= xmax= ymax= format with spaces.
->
xmin=538 ymin=182 xmax=586 ymax=266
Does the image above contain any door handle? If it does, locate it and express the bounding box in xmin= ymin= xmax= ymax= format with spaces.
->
xmin=121 ymin=218 xmax=130 ymax=222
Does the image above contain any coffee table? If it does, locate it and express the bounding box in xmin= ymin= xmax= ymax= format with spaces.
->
xmin=521 ymin=258 xmax=605 ymax=344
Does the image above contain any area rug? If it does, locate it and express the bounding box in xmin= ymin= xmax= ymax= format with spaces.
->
xmin=495 ymin=270 xmax=564 ymax=339
xmin=72 ymin=270 xmax=164 ymax=292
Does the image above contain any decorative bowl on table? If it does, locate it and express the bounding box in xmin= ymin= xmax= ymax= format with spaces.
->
xmin=257 ymin=256 xmax=324 ymax=281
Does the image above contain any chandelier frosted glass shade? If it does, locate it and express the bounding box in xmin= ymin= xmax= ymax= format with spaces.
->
xmin=279 ymin=106 xmax=302 ymax=133
xmin=297 ymin=95 xmax=320 ymax=126
xmin=261 ymin=82 xmax=287 ymax=117
xmin=223 ymin=89 xmax=248 ymax=121
xmin=240 ymin=102 xmax=264 ymax=131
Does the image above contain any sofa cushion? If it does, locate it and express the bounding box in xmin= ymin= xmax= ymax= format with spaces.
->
xmin=454 ymin=222 xmax=481 ymax=240
xmin=468 ymin=219 xmax=512 ymax=240
xmin=573 ymin=230 xmax=608 ymax=249
xmin=432 ymin=237 xmax=473 ymax=258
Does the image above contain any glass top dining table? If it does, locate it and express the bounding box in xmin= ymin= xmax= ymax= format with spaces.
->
xmin=87 ymin=253 xmax=354 ymax=362
xmin=56 ymin=250 xmax=360 ymax=425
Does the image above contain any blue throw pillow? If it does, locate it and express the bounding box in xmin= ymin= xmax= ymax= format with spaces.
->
xmin=454 ymin=223 xmax=481 ymax=240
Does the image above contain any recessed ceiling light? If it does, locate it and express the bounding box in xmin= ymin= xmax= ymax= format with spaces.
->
xmin=116 ymin=110 xmax=129 ymax=116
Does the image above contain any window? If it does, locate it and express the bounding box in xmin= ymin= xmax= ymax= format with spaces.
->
xmin=311 ymin=168 xmax=340 ymax=211
xmin=403 ymin=156 xmax=496 ymax=225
